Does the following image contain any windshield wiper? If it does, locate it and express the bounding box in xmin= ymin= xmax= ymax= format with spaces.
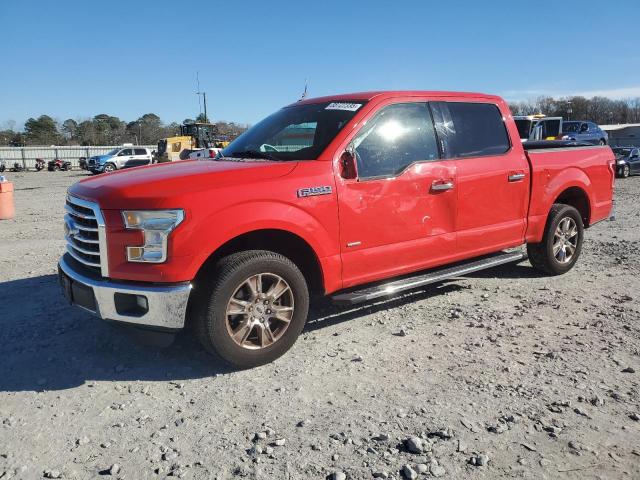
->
xmin=229 ymin=150 xmax=278 ymax=161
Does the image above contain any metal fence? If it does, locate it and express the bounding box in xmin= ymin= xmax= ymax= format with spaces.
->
xmin=0 ymin=146 xmax=156 ymax=170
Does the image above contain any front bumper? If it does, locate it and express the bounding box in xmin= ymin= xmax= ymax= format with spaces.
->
xmin=58 ymin=255 xmax=191 ymax=330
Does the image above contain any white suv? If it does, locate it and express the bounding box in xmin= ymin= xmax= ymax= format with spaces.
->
xmin=88 ymin=147 xmax=153 ymax=173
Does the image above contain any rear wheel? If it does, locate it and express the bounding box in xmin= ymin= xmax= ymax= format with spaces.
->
xmin=194 ymin=250 xmax=309 ymax=368
xmin=527 ymin=204 xmax=584 ymax=275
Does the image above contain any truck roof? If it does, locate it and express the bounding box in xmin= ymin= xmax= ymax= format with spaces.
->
xmin=291 ymin=90 xmax=503 ymax=107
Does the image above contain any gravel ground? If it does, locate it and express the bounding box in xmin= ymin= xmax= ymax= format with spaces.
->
xmin=0 ymin=170 xmax=639 ymax=480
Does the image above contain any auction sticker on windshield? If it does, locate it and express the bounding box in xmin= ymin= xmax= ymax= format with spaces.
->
xmin=325 ymin=102 xmax=362 ymax=111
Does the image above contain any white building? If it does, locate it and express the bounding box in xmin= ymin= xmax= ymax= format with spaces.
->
xmin=600 ymin=124 xmax=640 ymax=147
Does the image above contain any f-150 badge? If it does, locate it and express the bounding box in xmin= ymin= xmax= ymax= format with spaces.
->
xmin=297 ymin=186 xmax=333 ymax=198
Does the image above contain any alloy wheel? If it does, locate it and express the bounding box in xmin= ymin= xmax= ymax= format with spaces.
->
xmin=552 ymin=217 xmax=579 ymax=264
xmin=225 ymin=273 xmax=295 ymax=350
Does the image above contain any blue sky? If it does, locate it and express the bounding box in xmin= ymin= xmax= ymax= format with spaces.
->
xmin=1 ymin=0 xmax=638 ymax=128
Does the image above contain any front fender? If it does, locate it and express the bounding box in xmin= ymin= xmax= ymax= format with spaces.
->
xmin=183 ymin=200 xmax=341 ymax=290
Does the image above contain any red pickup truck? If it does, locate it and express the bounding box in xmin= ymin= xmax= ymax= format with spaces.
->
xmin=59 ymin=91 xmax=615 ymax=367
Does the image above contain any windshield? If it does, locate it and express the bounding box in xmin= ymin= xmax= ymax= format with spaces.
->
xmin=562 ymin=121 xmax=580 ymax=133
xmin=514 ymin=119 xmax=532 ymax=139
xmin=612 ymin=148 xmax=631 ymax=156
xmin=221 ymin=101 xmax=366 ymax=160
xmin=105 ymin=148 xmax=121 ymax=156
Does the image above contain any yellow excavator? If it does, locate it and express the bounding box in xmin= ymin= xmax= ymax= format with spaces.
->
xmin=155 ymin=122 xmax=230 ymax=163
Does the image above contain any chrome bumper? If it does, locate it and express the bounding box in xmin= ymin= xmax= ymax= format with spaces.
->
xmin=58 ymin=255 xmax=191 ymax=330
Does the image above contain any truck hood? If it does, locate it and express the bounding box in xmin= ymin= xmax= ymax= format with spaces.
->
xmin=69 ymin=159 xmax=298 ymax=209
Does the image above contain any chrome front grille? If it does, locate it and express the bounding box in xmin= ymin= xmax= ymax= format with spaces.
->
xmin=64 ymin=195 xmax=109 ymax=276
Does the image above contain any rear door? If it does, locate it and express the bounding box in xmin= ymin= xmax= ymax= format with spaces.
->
xmin=334 ymin=100 xmax=458 ymax=287
xmin=133 ymin=148 xmax=151 ymax=166
xmin=431 ymin=101 xmax=529 ymax=256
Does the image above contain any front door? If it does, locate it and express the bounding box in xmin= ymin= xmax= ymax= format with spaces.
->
xmin=431 ymin=101 xmax=529 ymax=256
xmin=335 ymin=101 xmax=458 ymax=288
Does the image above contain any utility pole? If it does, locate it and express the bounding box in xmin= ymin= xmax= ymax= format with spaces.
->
xmin=195 ymin=72 xmax=208 ymax=123
xmin=203 ymin=92 xmax=208 ymax=123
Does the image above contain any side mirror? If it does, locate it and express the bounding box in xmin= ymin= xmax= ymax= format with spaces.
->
xmin=340 ymin=148 xmax=357 ymax=179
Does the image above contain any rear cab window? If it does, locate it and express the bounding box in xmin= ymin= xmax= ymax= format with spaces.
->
xmin=430 ymin=101 xmax=511 ymax=158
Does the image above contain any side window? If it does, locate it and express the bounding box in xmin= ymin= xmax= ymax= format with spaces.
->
xmin=134 ymin=148 xmax=147 ymax=155
xmin=431 ymin=102 xmax=510 ymax=158
xmin=119 ymin=149 xmax=133 ymax=156
xmin=352 ymin=103 xmax=439 ymax=179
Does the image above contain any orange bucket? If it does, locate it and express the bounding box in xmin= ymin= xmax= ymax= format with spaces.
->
xmin=0 ymin=180 xmax=15 ymax=220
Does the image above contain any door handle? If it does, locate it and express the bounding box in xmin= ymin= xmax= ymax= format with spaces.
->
xmin=508 ymin=173 xmax=526 ymax=182
xmin=431 ymin=181 xmax=454 ymax=192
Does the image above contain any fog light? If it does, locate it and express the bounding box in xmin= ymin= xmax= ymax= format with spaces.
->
xmin=114 ymin=293 xmax=149 ymax=317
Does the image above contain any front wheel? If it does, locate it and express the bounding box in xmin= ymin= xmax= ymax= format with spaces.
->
xmin=103 ymin=163 xmax=116 ymax=173
xmin=527 ymin=204 xmax=584 ymax=275
xmin=599 ymin=139 xmax=607 ymax=146
xmin=194 ymin=250 xmax=310 ymax=368
xmin=622 ymin=164 xmax=630 ymax=178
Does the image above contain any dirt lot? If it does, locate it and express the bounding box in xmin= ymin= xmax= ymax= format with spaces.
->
xmin=0 ymin=170 xmax=639 ymax=480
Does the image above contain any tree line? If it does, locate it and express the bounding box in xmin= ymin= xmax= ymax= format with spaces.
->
xmin=3 ymin=94 xmax=639 ymax=147
xmin=509 ymin=95 xmax=640 ymax=125
xmin=0 ymin=113 xmax=248 ymax=147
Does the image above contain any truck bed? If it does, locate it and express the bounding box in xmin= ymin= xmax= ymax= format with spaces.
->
xmin=524 ymin=145 xmax=615 ymax=243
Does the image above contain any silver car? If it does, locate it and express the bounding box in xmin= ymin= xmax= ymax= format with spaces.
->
xmin=88 ymin=147 xmax=153 ymax=173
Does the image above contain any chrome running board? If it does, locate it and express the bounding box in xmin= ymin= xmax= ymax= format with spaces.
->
xmin=331 ymin=251 xmax=526 ymax=306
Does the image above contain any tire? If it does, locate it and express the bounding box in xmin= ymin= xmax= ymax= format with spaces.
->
xmin=194 ymin=250 xmax=310 ymax=368
xmin=54 ymin=165 xmax=60 ymax=171
xmin=527 ymin=204 xmax=584 ymax=275
xmin=622 ymin=164 xmax=630 ymax=178
xmin=598 ymin=139 xmax=606 ymax=146
xmin=103 ymin=163 xmax=116 ymax=173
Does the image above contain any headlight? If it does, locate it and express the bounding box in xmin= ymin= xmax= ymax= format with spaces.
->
xmin=122 ymin=210 xmax=184 ymax=263
xmin=617 ymin=160 xmax=626 ymax=165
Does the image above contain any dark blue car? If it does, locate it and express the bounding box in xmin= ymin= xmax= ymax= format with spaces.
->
xmin=613 ymin=147 xmax=640 ymax=178
xmin=561 ymin=121 xmax=608 ymax=145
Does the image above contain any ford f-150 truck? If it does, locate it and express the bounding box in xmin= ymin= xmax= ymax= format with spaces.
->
xmin=58 ymin=91 xmax=615 ymax=368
